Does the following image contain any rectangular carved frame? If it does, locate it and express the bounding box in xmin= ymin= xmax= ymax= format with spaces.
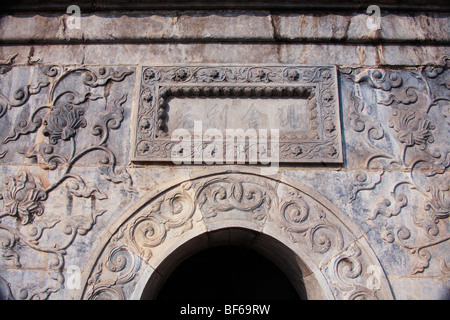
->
xmin=132 ymin=65 xmax=343 ymax=164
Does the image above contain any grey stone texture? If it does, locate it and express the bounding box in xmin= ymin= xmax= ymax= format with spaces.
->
xmin=0 ymin=2 xmax=449 ymax=300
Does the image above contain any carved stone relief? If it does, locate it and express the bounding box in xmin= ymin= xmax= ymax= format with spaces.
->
xmin=0 ymin=52 xmax=448 ymax=299
xmin=0 ymin=58 xmax=136 ymax=299
xmin=81 ymin=170 xmax=393 ymax=300
xmin=132 ymin=65 xmax=343 ymax=164
xmin=343 ymin=56 xmax=449 ymax=276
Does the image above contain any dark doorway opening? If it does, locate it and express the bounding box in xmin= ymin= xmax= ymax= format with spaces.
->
xmin=156 ymin=245 xmax=301 ymax=300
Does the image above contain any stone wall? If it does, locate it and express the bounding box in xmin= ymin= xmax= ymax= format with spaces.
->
xmin=0 ymin=1 xmax=448 ymax=300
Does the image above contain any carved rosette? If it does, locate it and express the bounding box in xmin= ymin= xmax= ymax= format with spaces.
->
xmin=42 ymin=104 xmax=87 ymax=144
xmin=132 ymin=65 xmax=343 ymax=164
xmin=0 ymin=171 xmax=46 ymax=225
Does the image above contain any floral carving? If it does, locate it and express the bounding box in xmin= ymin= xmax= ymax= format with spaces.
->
xmin=391 ymin=111 xmax=435 ymax=148
xmin=346 ymin=57 xmax=449 ymax=275
xmin=0 ymin=63 xmax=135 ymax=299
xmin=286 ymin=69 xmax=300 ymax=81
xmin=43 ymin=104 xmax=87 ymax=144
xmin=0 ymin=171 xmax=46 ymax=225
xmin=173 ymin=68 xmax=189 ymax=81
xmin=425 ymin=182 xmax=450 ymax=221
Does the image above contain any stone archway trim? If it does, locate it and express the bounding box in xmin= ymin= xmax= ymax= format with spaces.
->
xmin=79 ymin=166 xmax=394 ymax=300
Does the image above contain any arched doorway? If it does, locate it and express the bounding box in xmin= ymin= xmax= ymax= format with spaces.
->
xmin=80 ymin=168 xmax=394 ymax=300
xmin=155 ymin=245 xmax=301 ymax=300
xmin=140 ymin=227 xmax=309 ymax=299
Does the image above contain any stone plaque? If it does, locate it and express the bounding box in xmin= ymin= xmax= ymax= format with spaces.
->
xmin=132 ymin=65 xmax=343 ymax=163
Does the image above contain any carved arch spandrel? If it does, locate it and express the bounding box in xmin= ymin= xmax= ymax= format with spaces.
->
xmin=80 ymin=167 xmax=394 ymax=300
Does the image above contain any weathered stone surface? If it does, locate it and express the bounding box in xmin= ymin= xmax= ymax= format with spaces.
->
xmin=0 ymin=4 xmax=449 ymax=300
xmin=1 ymin=12 xmax=448 ymax=43
xmin=1 ymin=43 xmax=447 ymax=67
xmin=277 ymin=12 xmax=450 ymax=43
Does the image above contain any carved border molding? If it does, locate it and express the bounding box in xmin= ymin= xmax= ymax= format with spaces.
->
xmin=132 ymin=65 xmax=343 ymax=163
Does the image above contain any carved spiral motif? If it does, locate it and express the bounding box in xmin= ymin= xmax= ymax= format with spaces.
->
xmin=310 ymin=223 xmax=342 ymax=254
xmin=328 ymin=244 xmax=379 ymax=300
xmin=347 ymin=286 xmax=378 ymax=300
xmin=131 ymin=216 xmax=167 ymax=250
xmin=423 ymin=65 xmax=444 ymax=78
xmin=337 ymin=253 xmax=362 ymax=281
xmin=166 ymin=191 xmax=195 ymax=226
xmin=105 ymin=246 xmax=131 ymax=273
xmin=280 ymin=198 xmax=310 ymax=233
xmin=278 ymin=189 xmax=344 ymax=255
